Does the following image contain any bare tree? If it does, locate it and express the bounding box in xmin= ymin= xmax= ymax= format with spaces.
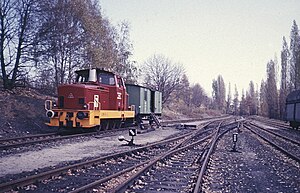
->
xmin=233 ymin=84 xmax=239 ymax=115
xmin=247 ymin=81 xmax=257 ymax=115
xmin=0 ymin=0 xmax=39 ymax=89
xmin=290 ymin=20 xmax=300 ymax=90
xmin=113 ymin=21 xmax=137 ymax=84
xmin=212 ymin=75 xmax=226 ymax=112
xmin=279 ymin=36 xmax=289 ymax=119
xmin=226 ymin=82 xmax=232 ymax=113
xmin=259 ymin=80 xmax=268 ymax=117
xmin=239 ymin=89 xmax=248 ymax=115
xmin=34 ymin=0 xmax=120 ymax=88
xmin=35 ymin=0 xmax=83 ymax=87
xmin=179 ymin=74 xmax=191 ymax=106
xmin=142 ymin=54 xmax=184 ymax=105
xmin=266 ymin=60 xmax=279 ymax=119
xmin=190 ymin=83 xmax=206 ymax=108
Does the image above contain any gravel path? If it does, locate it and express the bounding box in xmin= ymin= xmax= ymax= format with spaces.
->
xmin=0 ymin=127 xmax=182 ymax=177
xmin=203 ymin=126 xmax=300 ymax=192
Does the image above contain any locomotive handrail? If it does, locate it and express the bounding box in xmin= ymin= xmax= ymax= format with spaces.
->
xmin=87 ymin=101 xmax=100 ymax=110
xmin=130 ymin=105 xmax=135 ymax=111
xmin=45 ymin=100 xmax=53 ymax=111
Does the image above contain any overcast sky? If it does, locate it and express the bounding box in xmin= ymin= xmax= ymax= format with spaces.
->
xmin=99 ymin=0 xmax=300 ymax=96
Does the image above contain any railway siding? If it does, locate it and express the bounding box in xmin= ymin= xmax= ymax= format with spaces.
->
xmin=1 ymin=117 xmax=300 ymax=192
xmin=203 ymin=124 xmax=300 ymax=192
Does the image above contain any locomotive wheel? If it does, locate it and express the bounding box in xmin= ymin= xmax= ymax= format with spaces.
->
xmin=100 ymin=121 xmax=106 ymax=131
xmin=111 ymin=121 xmax=117 ymax=130
xmin=105 ymin=120 xmax=110 ymax=130
xmin=115 ymin=121 xmax=122 ymax=129
xmin=95 ymin=125 xmax=101 ymax=133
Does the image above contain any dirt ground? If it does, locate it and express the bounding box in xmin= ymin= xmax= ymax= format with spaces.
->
xmin=0 ymin=88 xmax=55 ymax=137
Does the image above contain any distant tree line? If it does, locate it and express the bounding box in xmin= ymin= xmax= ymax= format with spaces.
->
xmin=260 ymin=20 xmax=300 ymax=120
xmin=224 ymin=20 xmax=300 ymax=119
xmin=140 ymin=21 xmax=300 ymax=115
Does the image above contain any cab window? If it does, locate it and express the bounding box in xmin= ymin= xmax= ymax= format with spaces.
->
xmin=98 ymin=72 xmax=115 ymax=85
xmin=76 ymin=74 xmax=88 ymax=83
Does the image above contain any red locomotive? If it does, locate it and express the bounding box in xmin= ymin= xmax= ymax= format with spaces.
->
xmin=45 ymin=68 xmax=135 ymax=130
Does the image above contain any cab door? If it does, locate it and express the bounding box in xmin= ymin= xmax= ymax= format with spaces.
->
xmin=116 ymin=76 xmax=125 ymax=110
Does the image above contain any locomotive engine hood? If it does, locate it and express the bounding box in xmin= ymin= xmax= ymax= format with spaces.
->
xmin=58 ymin=84 xmax=108 ymax=110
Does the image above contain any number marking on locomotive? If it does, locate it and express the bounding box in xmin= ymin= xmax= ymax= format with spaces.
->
xmin=117 ymin=92 xmax=122 ymax=99
xmin=94 ymin=95 xmax=99 ymax=108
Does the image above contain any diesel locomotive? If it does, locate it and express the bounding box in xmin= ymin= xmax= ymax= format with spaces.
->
xmin=285 ymin=89 xmax=300 ymax=129
xmin=45 ymin=68 xmax=135 ymax=130
xmin=45 ymin=68 xmax=162 ymax=131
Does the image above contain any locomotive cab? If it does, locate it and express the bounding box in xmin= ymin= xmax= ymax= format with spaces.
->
xmin=75 ymin=69 xmax=128 ymax=111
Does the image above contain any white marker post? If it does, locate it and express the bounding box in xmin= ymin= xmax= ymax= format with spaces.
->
xmin=232 ymin=133 xmax=238 ymax=152
xmin=128 ymin=129 xmax=137 ymax=146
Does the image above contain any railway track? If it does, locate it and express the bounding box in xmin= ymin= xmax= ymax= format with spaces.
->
xmin=0 ymin=120 xmax=237 ymax=193
xmin=72 ymin=121 xmax=237 ymax=193
xmin=244 ymin=122 xmax=300 ymax=164
xmin=161 ymin=115 xmax=231 ymax=125
xmin=0 ymin=130 xmax=106 ymax=150
xmin=0 ymin=116 xmax=230 ymax=150
xmin=248 ymin=122 xmax=300 ymax=145
xmin=0 ymin=132 xmax=58 ymax=149
xmin=249 ymin=116 xmax=291 ymax=130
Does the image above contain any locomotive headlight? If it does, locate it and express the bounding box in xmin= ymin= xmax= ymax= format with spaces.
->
xmin=83 ymin=103 xmax=88 ymax=109
xmin=46 ymin=110 xmax=55 ymax=118
xmin=77 ymin=111 xmax=85 ymax=120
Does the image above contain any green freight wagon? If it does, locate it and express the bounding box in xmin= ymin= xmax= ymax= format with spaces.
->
xmin=151 ymin=90 xmax=162 ymax=116
xmin=126 ymin=84 xmax=162 ymax=116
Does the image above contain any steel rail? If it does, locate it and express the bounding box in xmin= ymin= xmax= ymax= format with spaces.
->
xmin=0 ymin=131 xmax=99 ymax=149
xmin=249 ymin=116 xmax=291 ymax=129
xmin=0 ymin=119 xmax=230 ymax=192
xmin=112 ymin=121 xmax=237 ymax=193
xmin=244 ymin=124 xmax=300 ymax=164
xmin=0 ymin=116 xmax=227 ymax=150
xmin=249 ymin=122 xmax=300 ymax=146
xmin=193 ymin=121 xmax=226 ymax=193
xmin=70 ymin=122 xmax=216 ymax=192
xmin=0 ymin=127 xmax=132 ymax=149
xmin=0 ymin=124 xmax=209 ymax=193
xmin=112 ymin=132 xmax=214 ymax=193
xmin=0 ymin=133 xmax=57 ymax=143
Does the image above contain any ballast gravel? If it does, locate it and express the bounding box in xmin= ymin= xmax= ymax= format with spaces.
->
xmin=202 ymin=125 xmax=300 ymax=192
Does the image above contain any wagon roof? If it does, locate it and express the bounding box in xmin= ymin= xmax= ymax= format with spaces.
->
xmin=126 ymin=83 xmax=160 ymax=92
xmin=286 ymin=90 xmax=300 ymax=102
